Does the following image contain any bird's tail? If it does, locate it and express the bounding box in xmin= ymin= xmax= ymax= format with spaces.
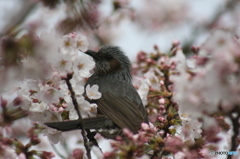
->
xmin=45 ymin=116 xmax=115 ymax=132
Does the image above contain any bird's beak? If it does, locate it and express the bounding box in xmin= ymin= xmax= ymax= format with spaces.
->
xmin=84 ymin=50 xmax=99 ymax=61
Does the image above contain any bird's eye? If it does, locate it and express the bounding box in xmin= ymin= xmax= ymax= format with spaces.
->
xmin=106 ymin=54 xmax=112 ymax=60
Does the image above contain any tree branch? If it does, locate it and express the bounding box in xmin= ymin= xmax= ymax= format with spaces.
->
xmin=64 ymin=73 xmax=92 ymax=159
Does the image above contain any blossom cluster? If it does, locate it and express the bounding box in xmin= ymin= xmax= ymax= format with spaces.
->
xmin=16 ymin=31 xmax=103 ymax=143
xmin=104 ymin=30 xmax=240 ymax=159
xmin=0 ymin=31 xmax=102 ymax=158
xmin=1 ymin=28 xmax=240 ymax=159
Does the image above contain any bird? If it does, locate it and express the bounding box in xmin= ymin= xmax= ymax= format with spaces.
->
xmin=45 ymin=46 xmax=148 ymax=137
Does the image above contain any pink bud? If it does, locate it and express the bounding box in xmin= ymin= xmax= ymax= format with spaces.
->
xmin=141 ymin=123 xmax=150 ymax=130
xmin=13 ymin=97 xmax=23 ymax=106
xmin=159 ymin=98 xmax=165 ymax=104
xmin=159 ymin=105 xmax=165 ymax=110
xmin=104 ymin=152 xmax=116 ymax=158
xmin=0 ymin=97 xmax=8 ymax=108
xmin=18 ymin=153 xmax=26 ymax=159
xmin=160 ymin=80 xmax=164 ymax=86
xmin=132 ymin=134 xmax=139 ymax=141
xmin=158 ymin=117 xmax=166 ymax=123
xmin=146 ymin=58 xmax=152 ymax=63
xmin=41 ymin=151 xmax=55 ymax=158
xmin=115 ymin=136 xmax=122 ymax=141
xmin=62 ymin=103 xmax=67 ymax=108
xmin=72 ymin=149 xmax=84 ymax=159
xmin=159 ymin=57 xmax=166 ymax=64
xmin=58 ymin=107 xmax=64 ymax=113
xmin=123 ymin=128 xmax=133 ymax=138
xmin=168 ymin=85 xmax=173 ymax=91
xmin=191 ymin=45 xmax=200 ymax=54
xmin=172 ymin=40 xmax=180 ymax=47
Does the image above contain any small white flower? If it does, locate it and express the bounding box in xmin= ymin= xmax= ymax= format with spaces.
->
xmin=80 ymin=100 xmax=97 ymax=118
xmin=137 ymin=79 xmax=150 ymax=106
xmin=141 ymin=123 xmax=150 ymax=130
xmin=29 ymin=102 xmax=48 ymax=112
xmin=51 ymin=53 xmax=73 ymax=75
xmin=86 ymin=84 xmax=102 ymax=100
xmin=69 ymin=107 xmax=78 ymax=120
xmin=69 ymin=99 xmax=97 ymax=119
xmin=36 ymin=86 xmax=61 ymax=104
xmin=88 ymin=103 xmax=98 ymax=117
xmin=70 ymin=78 xmax=85 ymax=96
xmin=29 ymin=111 xmax=63 ymax=144
xmin=159 ymin=98 xmax=165 ymax=104
xmin=29 ymin=111 xmax=62 ymax=124
xmin=73 ymin=54 xmax=95 ymax=78
xmin=180 ymin=118 xmax=202 ymax=142
xmin=62 ymin=32 xmax=89 ymax=52
xmin=44 ymin=129 xmax=63 ymax=144
xmin=144 ymin=70 xmax=160 ymax=90
xmin=75 ymin=34 xmax=89 ymax=52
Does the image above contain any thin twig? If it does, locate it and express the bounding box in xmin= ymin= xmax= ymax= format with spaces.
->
xmin=64 ymin=73 xmax=92 ymax=159
xmin=86 ymin=129 xmax=102 ymax=152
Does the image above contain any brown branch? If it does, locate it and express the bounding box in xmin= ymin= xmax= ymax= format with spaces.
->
xmin=86 ymin=129 xmax=102 ymax=152
xmin=64 ymin=73 xmax=91 ymax=159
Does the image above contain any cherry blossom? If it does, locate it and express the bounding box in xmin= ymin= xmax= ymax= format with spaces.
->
xmin=72 ymin=54 xmax=95 ymax=79
xmin=86 ymin=84 xmax=102 ymax=100
xmin=136 ymin=79 xmax=149 ymax=106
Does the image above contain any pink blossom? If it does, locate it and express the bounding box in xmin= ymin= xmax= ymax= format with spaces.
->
xmin=0 ymin=145 xmax=17 ymax=159
xmin=141 ymin=123 xmax=150 ymax=131
xmin=165 ymin=136 xmax=183 ymax=153
xmin=72 ymin=148 xmax=84 ymax=159
xmin=158 ymin=98 xmax=165 ymax=104
xmin=40 ymin=151 xmax=55 ymax=159
xmin=18 ymin=153 xmax=26 ymax=159
xmin=123 ymin=128 xmax=134 ymax=139
xmin=180 ymin=119 xmax=202 ymax=143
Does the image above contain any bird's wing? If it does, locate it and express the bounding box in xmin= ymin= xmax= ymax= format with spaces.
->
xmin=45 ymin=116 xmax=115 ymax=131
xmin=93 ymin=78 xmax=148 ymax=133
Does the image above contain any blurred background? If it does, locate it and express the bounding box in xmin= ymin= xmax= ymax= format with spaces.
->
xmin=1 ymin=0 xmax=239 ymax=60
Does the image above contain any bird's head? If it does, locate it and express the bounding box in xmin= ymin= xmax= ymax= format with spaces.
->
xmin=84 ymin=46 xmax=131 ymax=77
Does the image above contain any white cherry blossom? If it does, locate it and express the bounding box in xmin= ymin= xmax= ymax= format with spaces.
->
xmin=86 ymin=84 xmax=102 ymax=100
